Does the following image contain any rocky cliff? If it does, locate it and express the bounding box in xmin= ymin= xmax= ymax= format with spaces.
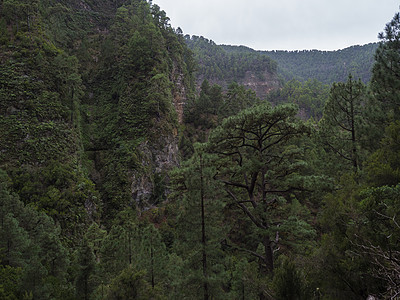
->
xmin=242 ymin=70 xmax=281 ymax=98
xmin=0 ymin=0 xmax=194 ymax=225
xmin=186 ymin=35 xmax=281 ymax=98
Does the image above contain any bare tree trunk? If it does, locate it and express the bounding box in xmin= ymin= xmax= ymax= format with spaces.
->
xmin=263 ymin=235 xmax=274 ymax=273
xmin=200 ymin=154 xmax=209 ymax=300
xmin=151 ymin=246 xmax=155 ymax=288
xmin=350 ymin=98 xmax=358 ymax=172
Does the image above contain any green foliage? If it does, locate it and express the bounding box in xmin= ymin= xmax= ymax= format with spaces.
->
xmin=1 ymin=0 xmax=400 ymax=298
xmin=186 ymin=35 xmax=277 ymax=83
xmin=221 ymin=81 xmax=260 ymax=118
xmin=206 ymin=102 xmax=313 ymax=273
xmin=74 ymin=238 xmax=96 ymax=300
xmin=0 ymin=48 xmax=82 ymax=166
xmin=371 ymin=12 xmax=400 ymax=118
xmin=264 ymin=43 xmax=378 ymax=84
xmin=0 ymin=169 xmax=73 ymax=299
xmin=273 ymin=256 xmax=307 ymax=300
xmin=105 ymin=267 xmax=163 ymax=300
xmin=9 ymin=161 xmax=100 ymax=236
xmin=356 ymin=185 xmax=400 ymax=298
xmin=184 ymin=80 xmax=261 ymax=154
xmin=318 ymin=75 xmax=369 ymax=175
xmin=366 ymin=121 xmax=400 ymax=186
xmin=267 ymin=79 xmax=330 ymax=120
xmin=81 ymin=0 xmax=194 ymax=219
xmin=0 ymin=264 xmax=22 ymax=300
xmin=170 ymin=147 xmax=228 ymax=299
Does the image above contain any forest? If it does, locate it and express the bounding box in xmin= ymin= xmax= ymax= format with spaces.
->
xmin=261 ymin=43 xmax=379 ymax=84
xmin=185 ymin=37 xmax=377 ymax=87
xmin=0 ymin=0 xmax=400 ymax=299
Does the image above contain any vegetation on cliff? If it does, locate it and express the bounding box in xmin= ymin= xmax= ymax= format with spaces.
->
xmin=1 ymin=0 xmax=400 ymax=299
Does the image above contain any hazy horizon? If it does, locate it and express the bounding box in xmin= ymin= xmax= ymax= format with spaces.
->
xmin=155 ymin=0 xmax=398 ymax=51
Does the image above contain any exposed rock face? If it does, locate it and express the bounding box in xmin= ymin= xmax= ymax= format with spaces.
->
xmin=131 ymin=133 xmax=180 ymax=210
xmin=171 ymin=64 xmax=187 ymax=123
xmin=197 ymin=70 xmax=281 ymax=99
xmin=242 ymin=70 xmax=281 ymax=99
xmin=130 ymin=62 xmax=188 ymax=210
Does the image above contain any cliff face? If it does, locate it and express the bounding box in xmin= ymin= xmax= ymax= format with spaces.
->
xmin=80 ymin=2 xmax=192 ymax=215
xmin=242 ymin=70 xmax=281 ymax=98
xmin=0 ymin=0 xmax=193 ymax=224
xmin=171 ymin=64 xmax=187 ymax=123
xmin=132 ymin=133 xmax=179 ymax=210
xmin=186 ymin=36 xmax=281 ymax=98
xmin=196 ymin=69 xmax=281 ymax=99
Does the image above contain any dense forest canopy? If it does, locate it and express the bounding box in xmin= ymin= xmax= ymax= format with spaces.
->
xmin=187 ymin=39 xmax=378 ymax=86
xmin=185 ymin=35 xmax=278 ymax=83
xmin=261 ymin=43 xmax=379 ymax=84
xmin=1 ymin=0 xmax=400 ymax=299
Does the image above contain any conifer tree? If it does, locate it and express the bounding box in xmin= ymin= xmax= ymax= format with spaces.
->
xmin=206 ymin=103 xmax=313 ymax=274
xmin=0 ymin=170 xmax=71 ymax=299
xmin=171 ymin=145 xmax=227 ymax=299
xmin=75 ymin=238 xmax=96 ymax=300
xmin=99 ymin=208 xmax=138 ymax=283
xmin=372 ymin=11 xmax=400 ymax=118
xmin=319 ymin=75 xmax=367 ymax=174
xmin=135 ymin=224 xmax=170 ymax=291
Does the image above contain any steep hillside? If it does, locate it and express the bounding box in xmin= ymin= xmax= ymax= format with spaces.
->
xmin=186 ymin=36 xmax=377 ymax=100
xmin=185 ymin=35 xmax=281 ymax=98
xmin=262 ymin=43 xmax=378 ymax=83
xmin=255 ymin=43 xmax=377 ymax=84
xmin=0 ymin=0 xmax=195 ymax=229
xmin=2 ymin=1 xmax=400 ymax=299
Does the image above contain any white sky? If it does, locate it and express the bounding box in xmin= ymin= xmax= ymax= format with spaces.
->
xmin=153 ymin=0 xmax=399 ymax=51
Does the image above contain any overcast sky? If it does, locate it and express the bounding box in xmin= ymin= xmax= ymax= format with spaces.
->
xmin=154 ymin=0 xmax=399 ymax=51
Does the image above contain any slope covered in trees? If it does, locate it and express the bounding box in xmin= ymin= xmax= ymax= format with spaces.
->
xmin=262 ymin=43 xmax=378 ymax=84
xmin=185 ymin=35 xmax=281 ymax=99
xmin=186 ymin=36 xmax=377 ymax=100
xmin=1 ymin=0 xmax=400 ymax=299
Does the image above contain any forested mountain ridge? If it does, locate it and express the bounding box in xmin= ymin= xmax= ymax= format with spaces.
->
xmin=0 ymin=1 xmax=195 ymax=297
xmin=261 ymin=43 xmax=379 ymax=83
xmin=185 ymin=35 xmax=377 ymax=100
xmin=1 ymin=0 xmax=400 ymax=299
xmin=185 ymin=35 xmax=281 ymax=99
xmin=0 ymin=0 xmax=196 ymax=214
xmin=221 ymin=43 xmax=378 ymax=84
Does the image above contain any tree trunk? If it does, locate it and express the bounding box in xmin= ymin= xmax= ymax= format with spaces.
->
xmin=200 ymin=154 xmax=209 ymax=300
xmin=350 ymin=100 xmax=358 ymax=172
xmin=263 ymin=235 xmax=274 ymax=273
xmin=150 ymin=246 xmax=155 ymax=288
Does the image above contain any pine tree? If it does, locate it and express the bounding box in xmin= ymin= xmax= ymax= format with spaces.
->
xmin=319 ymin=75 xmax=367 ymax=174
xmin=0 ymin=170 xmax=71 ymax=299
xmin=170 ymin=145 xmax=228 ymax=299
xmin=75 ymin=238 xmax=96 ymax=300
xmin=371 ymin=11 xmax=400 ymax=118
xmin=99 ymin=208 xmax=138 ymax=283
xmin=135 ymin=224 xmax=170 ymax=291
xmin=206 ymin=102 xmax=312 ymax=274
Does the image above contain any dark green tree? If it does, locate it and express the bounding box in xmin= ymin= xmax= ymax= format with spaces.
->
xmin=99 ymin=208 xmax=138 ymax=283
xmin=220 ymin=82 xmax=259 ymax=118
xmin=366 ymin=121 xmax=400 ymax=187
xmin=75 ymin=239 xmax=96 ymax=300
xmin=371 ymin=11 xmax=400 ymax=118
xmin=273 ymin=256 xmax=307 ymax=300
xmin=105 ymin=267 xmax=162 ymax=300
xmin=0 ymin=170 xmax=72 ymax=299
xmin=206 ymin=103 xmax=313 ymax=273
xmin=170 ymin=145 xmax=228 ymax=299
xmin=319 ymin=75 xmax=367 ymax=174
xmin=135 ymin=224 xmax=170 ymax=292
xmin=355 ymin=184 xmax=400 ymax=298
